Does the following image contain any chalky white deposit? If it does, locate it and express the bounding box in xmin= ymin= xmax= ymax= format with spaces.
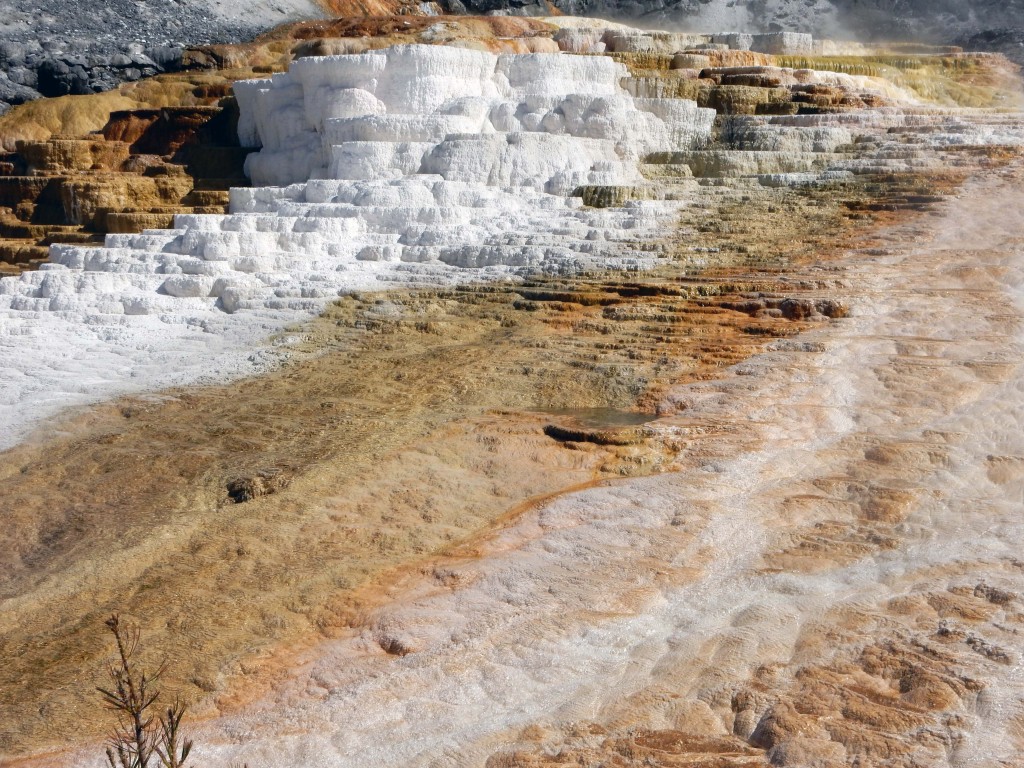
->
xmin=0 ymin=45 xmax=715 ymax=448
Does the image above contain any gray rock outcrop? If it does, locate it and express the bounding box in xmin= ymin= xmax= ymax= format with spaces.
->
xmin=0 ymin=0 xmax=325 ymax=114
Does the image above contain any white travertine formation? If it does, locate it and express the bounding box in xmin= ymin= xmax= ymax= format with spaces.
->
xmin=208 ymin=45 xmax=716 ymax=283
xmin=236 ymin=45 xmax=714 ymax=188
xmin=4 ymin=42 xmax=1020 ymax=450
xmin=595 ymin=29 xmax=813 ymax=56
xmin=0 ymin=44 xmax=716 ymax=446
xmin=750 ymin=32 xmax=814 ymax=55
xmin=602 ymin=31 xmax=711 ymax=54
xmin=710 ymin=33 xmax=754 ymax=51
xmin=552 ymin=28 xmax=607 ymax=54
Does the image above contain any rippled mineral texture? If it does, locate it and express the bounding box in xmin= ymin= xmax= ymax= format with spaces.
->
xmin=1 ymin=12 xmax=1024 ymax=768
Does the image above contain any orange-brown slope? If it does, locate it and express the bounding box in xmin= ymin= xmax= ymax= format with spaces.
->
xmin=0 ymin=166 xmax=966 ymax=760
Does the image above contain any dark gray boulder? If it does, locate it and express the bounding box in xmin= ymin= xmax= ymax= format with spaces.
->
xmin=0 ymin=0 xmax=324 ymax=114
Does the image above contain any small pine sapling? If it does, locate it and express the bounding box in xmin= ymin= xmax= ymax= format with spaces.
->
xmin=97 ymin=615 xmax=194 ymax=768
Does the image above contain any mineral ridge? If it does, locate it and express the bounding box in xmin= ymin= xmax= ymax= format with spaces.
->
xmin=2 ymin=16 xmax=1024 ymax=768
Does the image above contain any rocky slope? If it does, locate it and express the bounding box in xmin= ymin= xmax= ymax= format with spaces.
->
xmin=1 ymin=14 xmax=1024 ymax=768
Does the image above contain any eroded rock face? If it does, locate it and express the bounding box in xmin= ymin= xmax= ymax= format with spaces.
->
xmin=0 ymin=101 xmax=251 ymax=272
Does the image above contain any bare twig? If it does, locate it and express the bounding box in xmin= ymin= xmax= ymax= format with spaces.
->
xmin=154 ymin=700 xmax=193 ymax=768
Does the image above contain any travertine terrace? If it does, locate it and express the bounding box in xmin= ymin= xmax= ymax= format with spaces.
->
xmin=1 ymin=16 xmax=1024 ymax=768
